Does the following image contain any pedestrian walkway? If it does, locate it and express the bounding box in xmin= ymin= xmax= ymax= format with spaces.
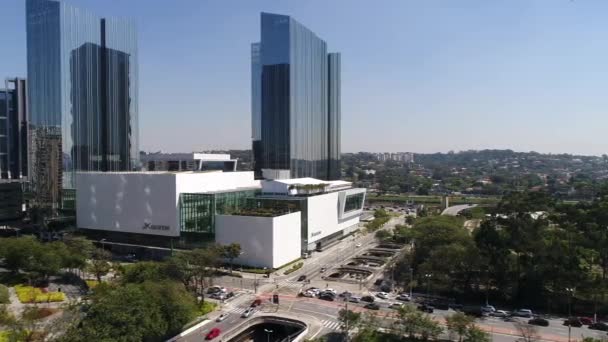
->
xmin=321 ymin=319 xmax=342 ymax=331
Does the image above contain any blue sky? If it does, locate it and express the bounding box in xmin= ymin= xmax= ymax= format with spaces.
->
xmin=1 ymin=0 xmax=607 ymax=155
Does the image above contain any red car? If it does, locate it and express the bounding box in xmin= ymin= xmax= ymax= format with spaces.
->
xmin=205 ymin=328 xmax=221 ymax=340
xmin=251 ymin=299 xmax=262 ymax=307
xmin=579 ymin=317 xmax=594 ymax=325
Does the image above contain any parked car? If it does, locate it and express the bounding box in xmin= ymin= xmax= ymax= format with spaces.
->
xmin=250 ymin=299 xmax=262 ymax=307
xmin=319 ymin=291 xmax=336 ymax=298
xmin=207 ymin=286 xmax=226 ymax=294
xmin=528 ymin=318 xmax=549 ymax=327
xmin=339 ymin=291 xmax=352 ymax=298
xmin=306 ymin=287 xmax=320 ymax=293
xmin=374 ymin=279 xmax=383 ymax=286
xmin=380 ymin=284 xmax=392 ymax=293
xmin=396 ymin=294 xmax=411 ymax=302
xmin=563 ymin=317 xmax=583 ymax=328
xmin=462 ymin=306 xmax=484 ymax=317
xmin=361 ymin=296 xmax=375 ymax=303
xmin=376 ymin=292 xmax=389 ymax=299
xmin=389 ymin=302 xmax=403 ymax=309
xmin=241 ymin=308 xmax=254 ymax=318
xmin=225 ymin=292 xmax=235 ymax=299
xmin=513 ymin=309 xmax=533 ymax=318
xmin=579 ymin=317 xmax=594 ymax=325
xmin=297 ymin=275 xmax=307 ymax=282
xmin=417 ymin=304 xmax=434 ymax=313
xmin=481 ymin=305 xmax=496 ymax=313
xmin=356 ymin=243 xmax=362 ymax=247
xmin=319 ymin=293 xmax=335 ymax=301
xmin=365 ymin=303 xmax=380 ymax=310
xmin=301 ymin=291 xmax=314 ymax=298
xmin=325 ymin=288 xmax=337 ymax=294
xmin=349 ymin=296 xmax=361 ymax=303
xmin=589 ymin=322 xmax=608 ymax=331
xmin=205 ymin=328 xmax=221 ymax=340
xmin=490 ymin=310 xmax=510 ymax=318
xmin=320 ymin=267 xmax=327 ymax=273
xmin=216 ymin=313 xmax=229 ymax=322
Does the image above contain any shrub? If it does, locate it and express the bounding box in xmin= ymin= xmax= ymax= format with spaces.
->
xmin=283 ymin=262 xmax=303 ymax=275
xmin=85 ymin=280 xmax=100 ymax=289
xmin=22 ymin=307 xmax=59 ymax=320
xmin=0 ymin=285 xmax=8 ymax=304
xmin=14 ymin=285 xmax=65 ymax=303
xmin=199 ymin=301 xmax=217 ymax=316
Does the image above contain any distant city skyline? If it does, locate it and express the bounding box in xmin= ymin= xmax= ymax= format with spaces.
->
xmin=2 ymin=0 xmax=608 ymax=156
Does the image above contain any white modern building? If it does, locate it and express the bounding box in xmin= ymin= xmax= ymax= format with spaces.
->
xmin=75 ymin=171 xmax=365 ymax=268
xmin=76 ymin=171 xmax=260 ymax=238
xmin=215 ymin=212 xmax=301 ymax=268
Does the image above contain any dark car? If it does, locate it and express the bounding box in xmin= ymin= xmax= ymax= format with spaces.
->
xmin=297 ymin=275 xmax=307 ymax=282
xmin=579 ymin=317 xmax=594 ymax=325
xmin=319 ymin=291 xmax=336 ymax=298
xmin=462 ymin=306 xmax=484 ymax=317
xmin=528 ymin=318 xmax=549 ymax=327
xmin=250 ymin=299 xmax=262 ymax=307
xmin=361 ymin=296 xmax=375 ymax=303
xmin=374 ymin=279 xmax=383 ymax=286
xmin=339 ymin=291 xmax=352 ymax=298
xmin=563 ymin=317 xmax=583 ymax=328
xmin=589 ymin=322 xmax=608 ymax=331
xmin=417 ymin=304 xmax=434 ymax=313
xmin=319 ymin=294 xmax=335 ymax=301
xmin=225 ymin=292 xmax=235 ymax=299
xmin=365 ymin=303 xmax=380 ymax=310
xmin=380 ymin=284 xmax=391 ymax=292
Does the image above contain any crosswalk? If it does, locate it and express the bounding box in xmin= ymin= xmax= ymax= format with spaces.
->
xmin=321 ymin=319 xmax=342 ymax=331
xmin=275 ymin=279 xmax=304 ymax=289
xmin=225 ymin=306 xmax=250 ymax=315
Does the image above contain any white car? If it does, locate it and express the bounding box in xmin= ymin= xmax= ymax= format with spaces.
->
xmin=513 ymin=309 xmax=533 ymax=318
xmin=216 ymin=313 xmax=229 ymax=322
xmin=376 ymin=292 xmax=389 ymax=299
xmin=396 ymin=294 xmax=410 ymax=301
xmin=481 ymin=305 xmax=496 ymax=313
xmin=389 ymin=302 xmax=403 ymax=309
xmin=490 ymin=310 xmax=509 ymax=318
xmin=349 ymin=296 xmax=361 ymax=303
xmin=325 ymin=288 xmax=337 ymax=294
xmin=356 ymin=243 xmax=362 ymax=247
xmin=241 ymin=308 xmax=254 ymax=318
xmin=301 ymin=291 xmax=315 ymax=297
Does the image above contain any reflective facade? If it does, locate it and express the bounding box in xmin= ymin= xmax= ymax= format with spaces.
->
xmin=252 ymin=13 xmax=341 ymax=180
xmin=0 ymin=78 xmax=29 ymax=180
xmin=26 ymin=0 xmax=138 ymax=208
xmin=327 ymin=53 xmax=341 ymax=180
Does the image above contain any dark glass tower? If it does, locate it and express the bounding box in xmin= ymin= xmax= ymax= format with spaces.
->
xmin=252 ymin=13 xmax=341 ymax=180
xmin=26 ymin=0 xmax=138 ymax=208
xmin=0 ymin=78 xmax=29 ymax=180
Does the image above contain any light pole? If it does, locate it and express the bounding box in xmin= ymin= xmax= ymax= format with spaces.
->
xmin=100 ymin=238 xmax=106 ymax=251
xmin=409 ymin=267 xmax=414 ymax=299
xmin=424 ymin=273 xmax=432 ymax=298
xmin=566 ymin=287 xmax=575 ymax=342
xmin=264 ymin=328 xmax=273 ymax=342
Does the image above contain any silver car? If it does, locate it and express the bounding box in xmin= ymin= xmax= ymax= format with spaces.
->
xmin=241 ymin=308 xmax=254 ymax=318
xmin=216 ymin=313 xmax=229 ymax=322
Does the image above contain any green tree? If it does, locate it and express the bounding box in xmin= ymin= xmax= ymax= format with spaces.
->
xmin=463 ymin=326 xmax=491 ymax=342
xmin=338 ymin=308 xmax=361 ymax=335
xmin=87 ymin=248 xmax=112 ymax=282
xmin=121 ymin=261 xmax=168 ymax=284
xmin=221 ymin=243 xmax=242 ymax=274
xmin=375 ymin=230 xmax=392 ymax=241
xmin=445 ymin=312 xmax=475 ymax=342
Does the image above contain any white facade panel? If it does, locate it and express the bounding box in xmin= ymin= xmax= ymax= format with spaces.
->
xmin=76 ymin=172 xmax=180 ymax=237
xmin=306 ymin=192 xmax=341 ymax=243
xmin=215 ymin=212 xmax=301 ymax=269
xmin=76 ymin=171 xmax=260 ymax=237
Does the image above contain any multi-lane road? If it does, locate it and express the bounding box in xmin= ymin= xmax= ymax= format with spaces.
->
xmin=175 ymin=215 xmax=607 ymax=342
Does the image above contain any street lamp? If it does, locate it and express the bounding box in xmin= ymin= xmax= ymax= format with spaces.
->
xmin=409 ymin=267 xmax=414 ymax=299
xmin=566 ymin=287 xmax=575 ymax=342
xmin=424 ymin=273 xmax=432 ymax=298
xmin=264 ymin=328 xmax=273 ymax=342
xmin=100 ymin=238 xmax=106 ymax=251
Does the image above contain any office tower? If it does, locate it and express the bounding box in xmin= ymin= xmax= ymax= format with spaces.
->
xmin=0 ymin=78 xmax=29 ymax=180
xmin=26 ymin=0 xmax=138 ymax=208
xmin=251 ymin=13 xmax=341 ymax=180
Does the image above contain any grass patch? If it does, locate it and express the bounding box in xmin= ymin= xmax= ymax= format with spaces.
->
xmin=283 ymin=262 xmax=304 ymax=275
xmin=14 ymin=285 xmax=65 ymax=303
xmin=0 ymin=285 xmax=8 ymax=304
xmin=199 ymin=301 xmax=217 ymax=316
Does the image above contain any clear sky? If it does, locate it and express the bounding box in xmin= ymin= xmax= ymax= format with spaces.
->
xmin=1 ymin=0 xmax=607 ymax=155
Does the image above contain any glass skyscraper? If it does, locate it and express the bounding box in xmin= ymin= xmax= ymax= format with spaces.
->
xmin=252 ymin=13 xmax=341 ymax=181
xmin=0 ymin=78 xmax=29 ymax=180
xmin=26 ymin=0 xmax=138 ymax=208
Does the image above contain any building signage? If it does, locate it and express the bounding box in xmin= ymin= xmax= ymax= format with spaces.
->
xmin=142 ymin=222 xmax=170 ymax=231
xmin=311 ymin=230 xmax=322 ymax=237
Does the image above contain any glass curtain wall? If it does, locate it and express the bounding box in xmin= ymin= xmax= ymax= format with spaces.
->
xmin=327 ymin=53 xmax=341 ymax=180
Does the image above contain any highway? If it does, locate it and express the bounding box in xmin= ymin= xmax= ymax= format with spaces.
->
xmin=441 ymin=204 xmax=477 ymax=216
